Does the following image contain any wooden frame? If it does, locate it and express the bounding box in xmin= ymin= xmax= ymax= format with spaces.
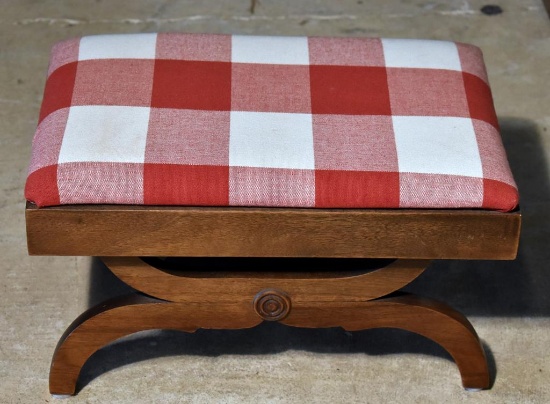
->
xmin=26 ymin=203 xmax=521 ymax=395
xmin=26 ymin=203 xmax=520 ymax=259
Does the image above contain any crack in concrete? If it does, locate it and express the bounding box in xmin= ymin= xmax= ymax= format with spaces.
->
xmin=13 ymin=14 xmax=358 ymax=26
xmin=385 ymin=10 xmax=476 ymax=18
xmin=13 ymin=6 xmax=543 ymax=27
xmin=0 ymin=98 xmax=24 ymax=105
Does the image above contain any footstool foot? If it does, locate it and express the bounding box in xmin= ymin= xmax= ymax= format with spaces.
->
xmin=50 ymin=258 xmax=489 ymax=394
xmin=282 ymin=293 xmax=490 ymax=390
xmin=49 ymin=293 xmax=261 ymax=395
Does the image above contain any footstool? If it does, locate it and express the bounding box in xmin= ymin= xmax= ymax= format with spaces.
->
xmin=25 ymin=33 xmax=521 ymax=395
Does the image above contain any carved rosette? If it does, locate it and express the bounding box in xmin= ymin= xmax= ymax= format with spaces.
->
xmin=253 ymin=289 xmax=291 ymax=321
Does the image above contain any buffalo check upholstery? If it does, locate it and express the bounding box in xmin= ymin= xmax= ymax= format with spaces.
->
xmin=26 ymin=33 xmax=519 ymax=211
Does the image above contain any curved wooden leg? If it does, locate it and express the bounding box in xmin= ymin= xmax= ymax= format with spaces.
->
xmin=49 ymin=293 xmax=262 ymax=395
xmin=281 ymin=293 xmax=490 ymax=390
xmin=50 ymin=260 xmax=489 ymax=393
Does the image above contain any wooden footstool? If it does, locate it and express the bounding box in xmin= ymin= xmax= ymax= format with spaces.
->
xmin=25 ymin=34 xmax=521 ymax=395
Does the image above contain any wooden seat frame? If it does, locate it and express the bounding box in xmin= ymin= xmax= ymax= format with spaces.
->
xmin=26 ymin=203 xmax=521 ymax=395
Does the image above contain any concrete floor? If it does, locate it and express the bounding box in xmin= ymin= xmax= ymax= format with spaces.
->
xmin=1 ymin=0 xmax=549 ymax=402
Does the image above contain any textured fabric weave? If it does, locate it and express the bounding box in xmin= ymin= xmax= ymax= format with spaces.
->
xmin=26 ymin=33 xmax=519 ymax=211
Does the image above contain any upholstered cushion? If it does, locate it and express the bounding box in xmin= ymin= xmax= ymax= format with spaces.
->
xmin=25 ymin=33 xmax=518 ymax=211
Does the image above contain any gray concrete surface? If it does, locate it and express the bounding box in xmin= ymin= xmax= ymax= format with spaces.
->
xmin=1 ymin=0 xmax=549 ymax=403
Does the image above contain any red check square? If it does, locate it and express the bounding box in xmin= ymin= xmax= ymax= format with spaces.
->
xmin=308 ymin=37 xmax=385 ymax=66
xmin=151 ymin=60 xmax=231 ymax=111
xmin=72 ymin=59 xmax=155 ymax=107
xmin=315 ymin=171 xmax=399 ymax=208
xmin=29 ymin=108 xmax=69 ymax=174
xmin=39 ymin=62 xmax=77 ymax=123
xmin=229 ymin=167 xmax=315 ymax=207
xmin=463 ymin=72 xmax=499 ymax=129
xmin=310 ymin=66 xmax=391 ymax=115
xmin=473 ymin=119 xmax=514 ymax=184
xmin=313 ymin=114 xmax=398 ymax=171
xmin=482 ymin=179 xmax=519 ymax=212
xmin=57 ymin=162 xmax=144 ymax=204
xmin=144 ymin=164 xmax=229 ymax=205
xmin=145 ymin=109 xmax=230 ymax=165
xmin=231 ymin=64 xmax=311 ymax=113
xmin=399 ymin=173 xmax=483 ymax=208
xmin=25 ymin=165 xmax=60 ymax=207
xmin=156 ymin=33 xmax=231 ymax=62
xmin=387 ymin=68 xmax=469 ymax=117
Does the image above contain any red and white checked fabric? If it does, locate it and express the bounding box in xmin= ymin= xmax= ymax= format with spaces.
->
xmin=25 ymin=33 xmax=519 ymax=211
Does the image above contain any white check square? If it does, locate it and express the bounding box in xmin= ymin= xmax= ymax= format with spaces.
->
xmin=393 ymin=116 xmax=483 ymax=178
xmin=382 ymin=39 xmax=461 ymax=71
xmin=229 ymin=111 xmax=314 ymax=169
xmin=78 ymin=33 xmax=158 ymax=60
xmin=58 ymin=106 xmax=150 ymax=164
xmin=231 ymin=35 xmax=309 ymax=65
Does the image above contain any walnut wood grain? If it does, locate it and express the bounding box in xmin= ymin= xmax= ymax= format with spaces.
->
xmin=102 ymin=257 xmax=429 ymax=303
xmin=32 ymin=202 xmax=510 ymax=393
xmin=282 ymin=293 xmax=490 ymax=389
xmin=49 ymin=293 xmax=262 ymax=395
xmin=49 ymin=291 xmax=489 ymax=395
xmin=26 ymin=203 xmax=521 ymax=259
